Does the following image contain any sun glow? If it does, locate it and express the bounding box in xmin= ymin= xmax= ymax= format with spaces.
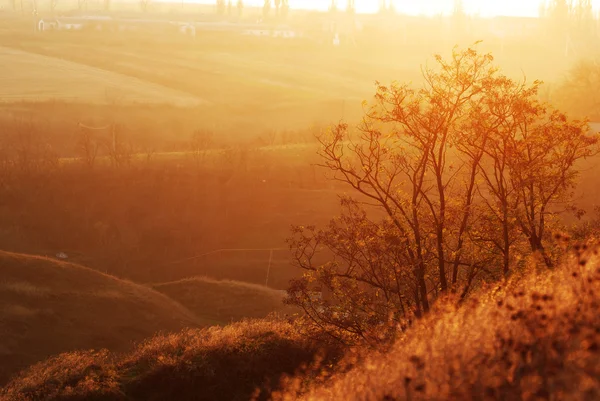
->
xmin=203 ymin=0 xmax=600 ymax=18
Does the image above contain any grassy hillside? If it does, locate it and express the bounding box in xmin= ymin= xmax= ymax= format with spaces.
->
xmin=0 ymin=251 xmax=201 ymax=385
xmin=275 ymin=247 xmax=600 ymax=400
xmin=0 ymin=320 xmax=342 ymax=401
xmin=4 ymin=247 xmax=599 ymax=401
xmin=0 ymin=46 xmax=203 ymax=106
xmin=152 ymin=276 xmax=297 ymax=325
xmin=1 ymin=21 xmax=573 ymax=136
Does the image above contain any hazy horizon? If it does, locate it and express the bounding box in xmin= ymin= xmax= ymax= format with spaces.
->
xmin=176 ymin=0 xmax=600 ymax=18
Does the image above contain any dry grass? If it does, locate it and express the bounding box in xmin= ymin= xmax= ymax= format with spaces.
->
xmin=3 ymin=248 xmax=598 ymax=401
xmin=0 ymin=250 xmax=202 ymax=385
xmin=274 ymin=248 xmax=600 ymax=401
xmin=152 ymin=276 xmax=298 ymax=325
xmin=0 ymin=319 xmax=343 ymax=401
xmin=0 ymin=47 xmax=204 ymax=106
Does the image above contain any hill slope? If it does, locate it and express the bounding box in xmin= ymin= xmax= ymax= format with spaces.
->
xmin=152 ymin=276 xmax=297 ymax=325
xmin=0 ymin=320 xmax=342 ymax=401
xmin=0 ymin=251 xmax=200 ymax=384
xmin=0 ymin=46 xmax=204 ymax=106
xmin=276 ymin=249 xmax=600 ymax=400
xmin=4 ymin=250 xmax=598 ymax=401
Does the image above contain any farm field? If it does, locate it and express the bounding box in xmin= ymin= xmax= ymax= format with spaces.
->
xmin=0 ymin=20 xmax=573 ymax=134
xmin=0 ymin=32 xmax=377 ymax=126
xmin=0 ymin=46 xmax=205 ymax=106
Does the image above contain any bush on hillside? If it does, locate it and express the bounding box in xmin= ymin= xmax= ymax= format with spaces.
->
xmin=0 ymin=320 xmax=343 ymax=401
xmin=275 ymin=247 xmax=600 ymax=400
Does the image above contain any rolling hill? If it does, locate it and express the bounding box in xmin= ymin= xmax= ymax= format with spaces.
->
xmin=276 ymin=248 xmax=600 ymax=401
xmin=0 ymin=319 xmax=342 ymax=401
xmin=152 ymin=276 xmax=297 ymax=325
xmin=4 ymin=247 xmax=598 ymax=401
xmin=0 ymin=46 xmax=204 ymax=106
xmin=0 ymin=250 xmax=201 ymax=384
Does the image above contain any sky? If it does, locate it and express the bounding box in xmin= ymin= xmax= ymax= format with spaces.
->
xmin=197 ymin=0 xmax=600 ymax=17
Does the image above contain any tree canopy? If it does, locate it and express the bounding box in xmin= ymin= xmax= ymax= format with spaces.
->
xmin=554 ymin=58 xmax=600 ymax=121
xmin=286 ymin=44 xmax=598 ymax=346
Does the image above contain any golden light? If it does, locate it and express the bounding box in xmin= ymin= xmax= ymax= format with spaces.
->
xmin=214 ymin=0 xmax=600 ymax=18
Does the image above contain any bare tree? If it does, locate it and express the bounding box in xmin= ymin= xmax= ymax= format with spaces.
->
xmin=216 ymin=0 xmax=226 ymax=15
xmin=139 ymin=0 xmax=149 ymax=12
xmin=189 ymin=129 xmax=213 ymax=168
xmin=329 ymin=0 xmax=337 ymax=12
xmin=76 ymin=124 xmax=100 ymax=170
xmin=346 ymin=0 xmax=355 ymax=14
xmin=286 ymin=44 xmax=599 ymax=345
xmin=502 ymin=106 xmax=596 ymax=267
xmin=263 ymin=0 xmax=271 ymax=18
xmin=92 ymin=124 xmax=132 ymax=169
xmin=280 ymin=0 xmax=289 ymax=18
xmin=553 ymin=58 xmax=600 ymax=120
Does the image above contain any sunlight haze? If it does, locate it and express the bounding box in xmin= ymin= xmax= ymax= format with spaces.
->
xmin=1 ymin=0 xmax=599 ymax=398
xmin=191 ymin=0 xmax=600 ymax=17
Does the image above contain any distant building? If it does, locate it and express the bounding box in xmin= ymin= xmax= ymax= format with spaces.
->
xmin=242 ymin=28 xmax=299 ymax=39
xmin=37 ymin=18 xmax=60 ymax=31
xmin=61 ymin=22 xmax=84 ymax=31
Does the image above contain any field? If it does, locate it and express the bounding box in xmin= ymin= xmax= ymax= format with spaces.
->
xmin=0 ymin=16 xmax=576 ymax=137
xmin=0 ymin=46 xmax=204 ymax=106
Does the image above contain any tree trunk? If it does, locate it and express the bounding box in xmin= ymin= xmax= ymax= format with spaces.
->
xmin=529 ymin=234 xmax=553 ymax=268
xmin=416 ymin=263 xmax=429 ymax=313
xmin=502 ymin=205 xmax=510 ymax=275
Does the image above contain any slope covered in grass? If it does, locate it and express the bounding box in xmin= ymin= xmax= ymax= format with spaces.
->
xmin=4 ymin=252 xmax=598 ymax=401
xmin=275 ymin=248 xmax=600 ymax=401
xmin=0 ymin=46 xmax=204 ymax=106
xmin=0 ymin=251 xmax=201 ymax=385
xmin=152 ymin=276 xmax=297 ymax=325
xmin=0 ymin=320 xmax=342 ymax=401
